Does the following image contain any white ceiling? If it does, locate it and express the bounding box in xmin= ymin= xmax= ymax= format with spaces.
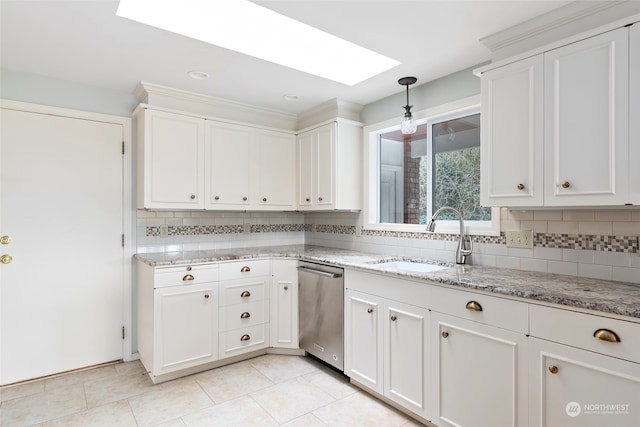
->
xmin=0 ymin=0 xmax=574 ymax=115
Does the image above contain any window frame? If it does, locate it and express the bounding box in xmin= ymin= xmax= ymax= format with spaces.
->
xmin=363 ymin=95 xmax=501 ymax=236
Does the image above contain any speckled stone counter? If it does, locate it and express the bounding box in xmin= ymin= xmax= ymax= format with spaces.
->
xmin=135 ymin=244 xmax=640 ymax=320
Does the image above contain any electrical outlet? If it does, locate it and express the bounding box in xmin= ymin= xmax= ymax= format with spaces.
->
xmin=243 ymin=223 xmax=251 ymax=234
xmin=159 ymin=224 xmax=169 ymax=238
xmin=506 ymin=230 xmax=533 ymax=249
xmin=312 ymin=224 xmax=317 ymax=233
xmin=355 ymin=225 xmax=362 ymax=237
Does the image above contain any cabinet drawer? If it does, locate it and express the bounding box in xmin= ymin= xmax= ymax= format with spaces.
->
xmin=530 ymin=304 xmax=640 ymax=363
xmin=431 ymin=285 xmax=528 ymax=334
xmin=219 ymin=259 xmax=270 ymax=281
xmin=219 ymin=324 xmax=268 ymax=359
xmin=154 ymin=264 xmax=219 ymax=288
xmin=219 ymin=280 xmax=267 ymax=306
xmin=219 ymin=300 xmax=267 ymax=331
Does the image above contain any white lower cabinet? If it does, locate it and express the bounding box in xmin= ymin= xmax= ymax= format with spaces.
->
xmin=218 ymin=260 xmax=270 ymax=359
xmin=529 ymin=304 xmax=640 ymax=427
xmin=384 ymin=300 xmax=429 ymax=416
xmin=270 ymin=260 xmax=299 ymax=349
xmin=345 ymin=290 xmax=384 ymax=393
xmin=137 ymin=262 xmax=219 ymax=383
xmin=154 ymin=283 xmax=219 ymax=375
xmin=344 ymin=270 xmax=431 ymax=421
xmin=431 ymin=313 xmax=528 ymax=427
xmin=430 ymin=285 xmax=529 ymax=427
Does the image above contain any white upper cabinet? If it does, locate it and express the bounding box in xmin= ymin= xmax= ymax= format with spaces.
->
xmin=205 ymin=121 xmax=252 ymax=209
xmin=297 ymin=121 xmax=362 ymax=211
xmin=137 ymin=108 xmax=205 ymax=209
xmin=630 ymin=23 xmax=640 ymax=204
xmin=137 ymin=107 xmax=296 ymax=211
xmin=480 ymin=24 xmax=637 ymax=207
xmin=481 ymin=55 xmax=543 ymax=206
xmin=543 ymin=27 xmax=629 ymax=206
xmin=255 ymin=129 xmax=296 ymax=209
xmin=205 ymin=122 xmax=296 ymax=210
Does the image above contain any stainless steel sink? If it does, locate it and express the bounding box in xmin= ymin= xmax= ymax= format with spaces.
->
xmin=374 ymin=261 xmax=449 ymax=273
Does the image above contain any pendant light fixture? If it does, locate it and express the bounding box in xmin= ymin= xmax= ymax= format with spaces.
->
xmin=398 ymin=76 xmax=417 ymax=135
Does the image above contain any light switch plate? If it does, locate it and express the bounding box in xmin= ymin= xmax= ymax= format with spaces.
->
xmin=506 ymin=230 xmax=533 ymax=249
xmin=159 ymin=224 xmax=169 ymax=238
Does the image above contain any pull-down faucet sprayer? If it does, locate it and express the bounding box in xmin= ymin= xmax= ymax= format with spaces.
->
xmin=426 ymin=206 xmax=473 ymax=264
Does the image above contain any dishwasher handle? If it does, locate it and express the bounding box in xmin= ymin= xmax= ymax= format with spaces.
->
xmin=297 ymin=266 xmax=343 ymax=279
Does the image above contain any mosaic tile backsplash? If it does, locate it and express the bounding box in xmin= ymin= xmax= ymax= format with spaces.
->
xmin=145 ymin=223 xmax=638 ymax=253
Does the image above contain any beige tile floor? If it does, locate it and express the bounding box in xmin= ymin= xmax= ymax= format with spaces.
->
xmin=0 ymin=354 xmax=426 ymax=427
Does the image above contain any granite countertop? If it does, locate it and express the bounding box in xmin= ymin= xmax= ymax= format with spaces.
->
xmin=135 ymin=244 xmax=640 ymax=319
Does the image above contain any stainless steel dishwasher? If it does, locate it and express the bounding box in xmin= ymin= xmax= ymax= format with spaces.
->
xmin=297 ymin=261 xmax=344 ymax=372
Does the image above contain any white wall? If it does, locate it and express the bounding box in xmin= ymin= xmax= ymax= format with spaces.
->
xmin=0 ymin=68 xmax=138 ymax=117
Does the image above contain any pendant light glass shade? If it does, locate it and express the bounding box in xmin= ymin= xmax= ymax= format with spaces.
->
xmin=401 ymin=112 xmax=417 ymax=135
xmin=398 ymin=76 xmax=418 ymax=135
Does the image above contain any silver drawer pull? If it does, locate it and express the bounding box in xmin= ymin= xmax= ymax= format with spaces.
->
xmin=204 ymin=294 xmax=210 ymax=300
xmin=390 ymin=315 xmax=397 ymax=321
xmin=182 ymin=274 xmax=194 ymax=281
xmin=240 ymin=312 xmax=251 ymax=319
xmin=367 ymin=308 xmax=373 ymax=314
xmin=240 ymin=266 xmax=251 ymax=272
xmin=593 ymin=328 xmax=621 ymax=343
xmin=465 ymin=301 xmax=483 ymax=312
xmin=240 ymin=334 xmax=251 ymax=342
xmin=240 ymin=291 xmax=251 ymax=298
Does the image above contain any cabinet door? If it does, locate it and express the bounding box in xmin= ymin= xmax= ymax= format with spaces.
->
xmin=297 ymin=129 xmax=314 ymax=209
xmin=630 ymin=23 xmax=640 ymax=204
xmin=270 ymin=260 xmax=299 ymax=349
xmin=154 ymin=283 xmax=218 ymax=375
xmin=256 ymin=129 xmax=296 ymax=209
xmin=529 ymin=338 xmax=640 ymax=427
xmin=384 ymin=300 xmax=430 ymax=419
xmin=544 ymin=27 xmax=629 ymax=206
xmin=141 ymin=109 xmax=204 ymax=209
xmin=344 ymin=290 xmax=383 ymax=394
xmin=316 ymin=123 xmax=336 ymax=208
xmin=432 ymin=313 xmax=528 ymax=427
xmin=480 ymin=55 xmax=543 ymax=206
xmin=205 ymin=121 xmax=251 ymax=209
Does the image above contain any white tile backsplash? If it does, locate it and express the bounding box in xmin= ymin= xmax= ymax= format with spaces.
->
xmin=136 ymin=208 xmax=640 ymax=284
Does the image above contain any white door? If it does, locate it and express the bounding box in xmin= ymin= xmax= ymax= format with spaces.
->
xmin=0 ymin=108 xmax=124 ymax=384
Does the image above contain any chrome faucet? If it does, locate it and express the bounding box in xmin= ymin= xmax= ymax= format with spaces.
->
xmin=426 ymin=206 xmax=473 ymax=264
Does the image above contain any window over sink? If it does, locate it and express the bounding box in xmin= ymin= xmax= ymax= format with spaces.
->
xmin=364 ymin=95 xmax=500 ymax=235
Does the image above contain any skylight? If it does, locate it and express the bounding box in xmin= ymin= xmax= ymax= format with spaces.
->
xmin=116 ymin=0 xmax=401 ymax=86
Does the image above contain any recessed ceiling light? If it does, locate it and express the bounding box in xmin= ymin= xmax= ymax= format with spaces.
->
xmin=187 ymin=70 xmax=209 ymax=80
xmin=283 ymin=95 xmax=299 ymax=102
xmin=116 ymin=0 xmax=401 ymax=86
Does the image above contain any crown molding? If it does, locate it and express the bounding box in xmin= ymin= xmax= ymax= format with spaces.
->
xmin=296 ymin=98 xmax=363 ymax=131
xmin=481 ymin=0 xmax=640 ymax=61
xmin=134 ymin=82 xmax=297 ymax=131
